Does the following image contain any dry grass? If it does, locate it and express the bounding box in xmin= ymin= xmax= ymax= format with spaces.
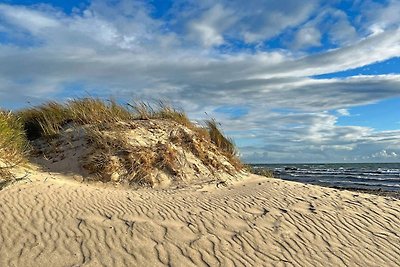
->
xmin=169 ymin=128 xmax=224 ymax=173
xmin=84 ymin=125 xmax=239 ymax=185
xmin=129 ymin=101 xmax=192 ymax=128
xmin=0 ymin=111 xmax=28 ymax=166
xmin=0 ymin=168 xmax=11 ymax=180
xmin=205 ymin=119 xmax=242 ymax=170
xmin=83 ymin=127 xmax=182 ymax=185
xmin=81 ymin=100 xmax=243 ymax=180
xmin=68 ymin=98 xmax=133 ymax=125
xmin=0 ymin=111 xmax=28 ymax=181
xmin=128 ymin=101 xmax=154 ymax=120
xmin=19 ymin=99 xmax=191 ymax=140
xmin=206 ymin=119 xmax=237 ymax=156
xmin=154 ymin=143 xmax=180 ymax=176
xmin=8 ymin=97 xmax=243 ymax=185
xmin=18 ymin=102 xmax=69 ymax=140
xmin=18 ymin=98 xmax=134 ymax=140
xmin=154 ymin=103 xmax=192 ymax=128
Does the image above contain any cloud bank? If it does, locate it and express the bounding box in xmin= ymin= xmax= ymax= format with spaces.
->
xmin=1 ymin=0 xmax=400 ymax=163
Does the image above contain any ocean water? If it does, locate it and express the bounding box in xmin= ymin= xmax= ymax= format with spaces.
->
xmin=252 ymin=163 xmax=400 ymax=192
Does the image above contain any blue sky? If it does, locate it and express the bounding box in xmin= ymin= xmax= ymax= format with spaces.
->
xmin=0 ymin=0 xmax=400 ymax=163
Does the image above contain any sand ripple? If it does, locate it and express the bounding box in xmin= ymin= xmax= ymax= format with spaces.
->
xmin=0 ymin=175 xmax=399 ymax=266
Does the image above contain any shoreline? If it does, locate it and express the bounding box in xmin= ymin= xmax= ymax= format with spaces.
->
xmin=271 ymin=177 xmax=400 ymax=199
xmin=329 ymin=185 xmax=400 ymax=199
xmin=249 ymin=165 xmax=400 ymax=199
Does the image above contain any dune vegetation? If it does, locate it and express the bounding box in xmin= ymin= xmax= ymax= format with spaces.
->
xmin=1 ymin=98 xmax=242 ymax=186
xmin=0 ymin=110 xmax=28 ymax=180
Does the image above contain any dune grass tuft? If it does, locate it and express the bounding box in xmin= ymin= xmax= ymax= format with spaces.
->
xmin=205 ymin=119 xmax=242 ymax=170
xmin=68 ymin=98 xmax=133 ymax=125
xmin=206 ymin=119 xmax=237 ymax=156
xmin=83 ymin=127 xmax=182 ymax=185
xmin=0 ymin=111 xmax=28 ymax=179
xmin=18 ymin=102 xmax=70 ymax=140
xmin=19 ymin=98 xmax=193 ymax=140
xmin=169 ymin=127 xmax=227 ymax=173
xmin=128 ymin=101 xmax=154 ymax=120
xmin=154 ymin=103 xmax=192 ymax=128
xmin=128 ymin=101 xmax=192 ymax=128
xmin=18 ymin=98 xmax=134 ymax=140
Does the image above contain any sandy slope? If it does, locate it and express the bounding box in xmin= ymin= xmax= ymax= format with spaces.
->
xmin=0 ymin=172 xmax=399 ymax=267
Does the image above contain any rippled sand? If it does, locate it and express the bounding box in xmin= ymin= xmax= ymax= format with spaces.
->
xmin=0 ymin=173 xmax=399 ymax=267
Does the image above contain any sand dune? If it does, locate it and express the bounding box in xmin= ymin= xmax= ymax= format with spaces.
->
xmin=0 ymin=172 xmax=399 ymax=267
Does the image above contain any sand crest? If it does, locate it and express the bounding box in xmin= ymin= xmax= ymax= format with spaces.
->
xmin=0 ymin=172 xmax=399 ymax=267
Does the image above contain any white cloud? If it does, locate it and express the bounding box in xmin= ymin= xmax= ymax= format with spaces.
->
xmin=292 ymin=27 xmax=321 ymax=49
xmin=371 ymin=150 xmax=398 ymax=159
xmin=360 ymin=0 xmax=400 ymax=35
xmin=188 ymin=4 xmax=235 ymax=47
xmin=0 ymin=4 xmax=60 ymax=33
xmin=172 ymin=0 xmax=319 ymax=46
xmin=288 ymin=7 xmax=358 ymax=49
xmin=239 ymin=0 xmax=319 ymax=43
xmin=0 ymin=1 xmax=399 ymax=163
xmin=327 ymin=9 xmax=358 ymax=45
xmin=337 ymin=109 xmax=350 ymax=116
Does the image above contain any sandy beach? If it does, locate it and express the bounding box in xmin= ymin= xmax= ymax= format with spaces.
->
xmin=1 ymin=171 xmax=399 ymax=267
xmin=1 ymin=0 xmax=400 ymax=265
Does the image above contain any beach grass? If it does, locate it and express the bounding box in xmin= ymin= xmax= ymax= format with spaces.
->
xmin=206 ymin=119 xmax=237 ymax=156
xmin=18 ymin=98 xmax=134 ymax=140
xmin=18 ymin=102 xmax=71 ymax=140
xmin=10 ymin=97 xmax=243 ymax=184
xmin=128 ymin=101 xmax=193 ymax=128
xmin=84 ymin=127 xmax=182 ymax=184
xmin=206 ymin=119 xmax=242 ymax=170
xmin=0 ymin=110 xmax=28 ymax=179
xmin=18 ymin=99 xmax=196 ymax=139
xmin=17 ymin=98 xmax=240 ymax=159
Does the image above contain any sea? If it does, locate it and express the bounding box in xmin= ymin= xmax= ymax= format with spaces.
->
xmin=252 ymin=163 xmax=400 ymax=192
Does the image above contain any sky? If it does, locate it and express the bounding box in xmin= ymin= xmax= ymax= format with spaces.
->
xmin=0 ymin=0 xmax=399 ymax=163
